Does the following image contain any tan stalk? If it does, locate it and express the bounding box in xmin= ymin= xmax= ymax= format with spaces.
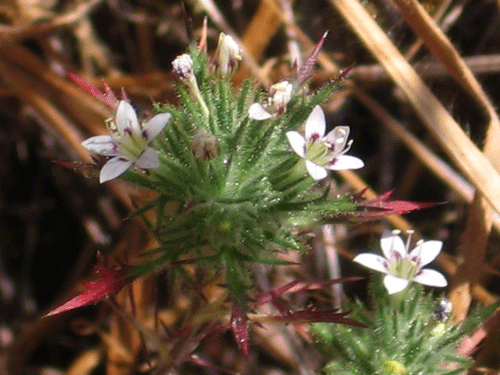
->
xmin=389 ymin=0 xmax=500 ymax=323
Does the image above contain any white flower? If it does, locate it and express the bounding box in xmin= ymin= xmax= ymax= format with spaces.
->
xmin=285 ymin=105 xmax=364 ymax=180
xmin=82 ymin=101 xmax=171 ymax=183
xmin=248 ymin=80 xmax=293 ymax=120
xmin=353 ymin=230 xmax=448 ymax=294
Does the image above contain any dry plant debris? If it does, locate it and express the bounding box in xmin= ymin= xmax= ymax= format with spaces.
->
xmin=1 ymin=0 xmax=500 ymax=374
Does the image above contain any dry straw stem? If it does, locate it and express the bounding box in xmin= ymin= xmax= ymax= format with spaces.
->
xmin=346 ymin=54 xmax=500 ymax=84
xmin=328 ymin=0 xmax=500 ymax=216
xmin=351 ymin=86 xmax=500 ymax=235
xmin=0 ymin=58 xmax=91 ymax=162
xmin=388 ymin=0 xmax=500 ymax=323
xmin=329 ymin=0 xmax=500 ymax=322
xmin=261 ymin=0 xmax=339 ymax=73
xmin=0 ymin=0 xmax=103 ymax=43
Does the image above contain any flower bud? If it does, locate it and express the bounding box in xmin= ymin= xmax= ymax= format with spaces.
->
xmin=191 ymin=128 xmax=218 ymax=160
xmin=270 ymin=81 xmax=293 ymax=114
xmin=172 ymin=54 xmax=209 ymax=118
xmin=172 ymin=54 xmax=194 ymax=81
xmin=213 ymin=33 xmax=242 ymax=78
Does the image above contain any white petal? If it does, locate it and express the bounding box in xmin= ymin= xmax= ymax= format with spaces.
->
xmin=326 ymin=155 xmax=364 ymax=170
xmin=306 ymin=160 xmax=328 ymax=180
xmin=99 ymin=157 xmax=132 ymax=183
xmin=323 ymin=126 xmax=350 ymax=150
xmin=305 ymin=105 xmax=326 ymax=141
xmin=143 ymin=113 xmax=171 ymax=141
xmin=248 ymin=103 xmax=272 ymax=120
xmin=380 ymin=230 xmax=406 ymax=260
xmin=412 ymin=269 xmax=448 ymax=287
xmin=134 ymin=147 xmax=160 ymax=169
xmin=116 ymin=101 xmax=140 ymax=134
xmin=383 ymin=274 xmax=409 ymax=294
xmin=286 ymin=131 xmax=306 ymax=157
xmin=81 ymin=135 xmax=117 ymax=156
xmin=409 ymin=240 xmax=442 ymax=267
xmin=353 ymin=253 xmax=388 ymax=274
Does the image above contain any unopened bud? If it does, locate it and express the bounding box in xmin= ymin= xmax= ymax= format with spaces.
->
xmin=172 ymin=54 xmax=209 ymax=118
xmin=191 ymin=128 xmax=218 ymax=160
xmin=270 ymin=81 xmax=293 ymax=114
xmin=172 ymin=54 xmax=194 ymax=81
xmin=213 ymin=33 xmax=242 ymax=78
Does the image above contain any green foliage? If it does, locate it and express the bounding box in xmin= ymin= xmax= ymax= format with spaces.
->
xmin=311 ymin=275 xmax=496 ymax=375
xmin=124 ymin=46 xmax=359 ymax=304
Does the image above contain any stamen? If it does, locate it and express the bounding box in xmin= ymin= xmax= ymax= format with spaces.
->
xmin=391 ymin=229 xmax=401 ymax=235
xmin=339 ymin=139 xmax=353 ymax=155
xmin=405 ymin=230 xmax=414 ymax=252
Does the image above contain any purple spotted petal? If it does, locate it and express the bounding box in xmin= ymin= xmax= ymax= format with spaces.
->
xmin=99 ymin=156 xmax=132 ymax=183
xmin=326 ymin=155 xmax=364 ymax=171
xmin=409 ymin=240 xmax=442 ymax=267
xmin=143 ymin=112 xmax=171 ymax=141
xmin=305 ymin=106 xmax=326 ymax=141
xmin=116 ymin=101 xmax=140 ymax=134
xmin=380 ymin=231 xmax=406 ymax=260
xmin=353 ymin=253 xmax=389 ymax=274
xmin=412 ymin=269 xmax=447 ymax=287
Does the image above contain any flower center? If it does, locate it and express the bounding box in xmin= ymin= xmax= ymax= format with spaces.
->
xmin=115 ymin=130 xmax=148 ymax=161
xmin=305 ymin=140 xmax=333 ymax=167
xmin=387 ymin=258 xmax=420 ymax=280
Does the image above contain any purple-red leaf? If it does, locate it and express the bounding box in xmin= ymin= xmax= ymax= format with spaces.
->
xmin=68 ymin=73 xmax=120 ymax=110
xmin=254 ymin=277 xmax=363 ymax=307
xmin=296 ymin=31 xmax=328 ymax=85
xmin=45 ymin=258 xmax=131 ymax=317
xmin=230 ymin=302 xmax=249 ymax=357
xmin=359 ymin=190 xmax=441 ymax=218
xmin=331 ymin=189 xmax=442 ymax=222
xmin=264 ymin=307 xmax=369 ymax=328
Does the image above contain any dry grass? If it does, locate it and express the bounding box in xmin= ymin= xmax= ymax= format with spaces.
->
xmin=1 ymin=0 xmax=500 ymax=374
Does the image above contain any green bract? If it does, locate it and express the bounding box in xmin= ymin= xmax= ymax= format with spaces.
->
xmin=121 ymin=46 xmax=358 ymax=304
xmin=311 ymin=275 xmax=498 ymax=375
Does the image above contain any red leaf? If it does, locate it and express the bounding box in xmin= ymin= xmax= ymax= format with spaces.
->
xmin=45 ymin=258 xmax=131 ymax=317
xmin=230 ymin=302 xmax=249 ymax=357
xmin=360 ymin=191 xmax=441 ymax=219
xmin=264 ymin=308 xmax=369 ymax=328
xmin=332 ymin=190 xmax=443 ymax=222
xmin=296 ymin=31 xmax=328 ymax=85
xmin=68 ymin=73 xmax=119 ymax=110
xmin=254 ymin=277 xmax=363 ymax=307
